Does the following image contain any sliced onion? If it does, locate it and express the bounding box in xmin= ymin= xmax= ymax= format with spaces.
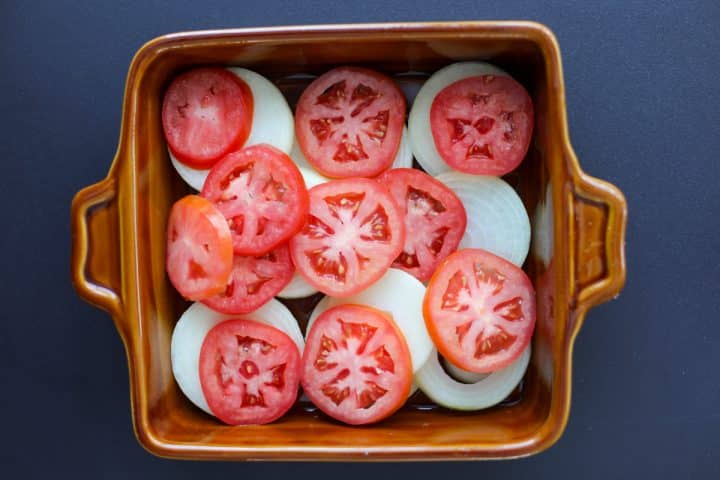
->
xmin=408 ymin=62 xmax=509 ymax=176
xmin=308 ymin=268 xmax=433 ymax=373
xmin=436 ymin=171 xmax=530 ymax=266
xmin=441 ymin=358 xmax=488 ymax=384
xmin=170 ymin=300 xmax=303 ymax=414
xmin=170 ymin=67 xmax=295 ymax=190
xmin=415 ymin=345 xmax=530 ymax=411
xmin=276 ymin=273 xmax=319 ymax=300
xmin=289 ymin=126 xmax=412 ymax=181
xmin=393 ymin=126 xmax=414 ymax=169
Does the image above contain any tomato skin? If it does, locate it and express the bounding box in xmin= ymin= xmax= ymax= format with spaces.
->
xmin=199 ymin=319 xmax=301 ymax=425
xmin=201 ymin=244 xmax=294 ymax=314
xmin=302 ymin=304 xmax=412 ymax=425
xmin=166 ymin=195 xmax=233 ymax=301
xmin=376 ymin=168 xmax=467 ymax=282
xmin=295 ymin=67 xmax=406 ymax=178
xmin=430 ymin=75 xmax=533 ymax=175
xmin=162 ymin=67 xmax=253 ymax=169
xmin=201 ymin=144 xmax=309 ymax=255
xmin=288 ymin=178 xmax=405 ymax=297
xmin=424 ymin=248 xmax=536 ymax=373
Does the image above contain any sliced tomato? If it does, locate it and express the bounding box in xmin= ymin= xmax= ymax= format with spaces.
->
xmin=295 ymin=67 xmax=406 ymax=178
xmin=199 ymin=319 xmax=301 ymax=425
xmin=424 ymin=249 xmax=536 ymax=373
xmin=376 ymin=168 xmax=467 ymax=282
xmin=201 ymin=144 xmax=309 ymax=255
xmin=202 ymin=244 xmax=294 ymax=314
xmin=430 ymin=75 xmax=533 ymax=175
xmin=302 ymin=304 xmax=412 ymax=425
xmin=162 ymin=67 xmax=253 ymax=169
xmin=166 ymin=195 xmax=233 ymax=301
xmin=288 ymin=178 xmax=405 ymax=297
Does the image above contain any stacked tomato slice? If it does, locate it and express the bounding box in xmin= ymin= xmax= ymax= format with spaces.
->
xmin=164 ymin=62 xmax=538 ymax=426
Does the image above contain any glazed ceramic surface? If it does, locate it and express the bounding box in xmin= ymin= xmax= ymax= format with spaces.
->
xmin=71 ymin=22 xmax=626 ymax=460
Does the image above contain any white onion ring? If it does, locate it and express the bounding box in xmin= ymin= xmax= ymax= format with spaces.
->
xmin=441 ymin=358 xmax=489 ymax=384
xmin=170 ymin=300 xmax=303 ymax=414
xmin=170 ymin=67 xmax=295 ymax=191
xmin=415 ymin=345 xmax=530 ymax=411
xmin=408 ymin=62 xmax=509 ymax=176
xmin=436 ymin=171 xmax=530 ymax=266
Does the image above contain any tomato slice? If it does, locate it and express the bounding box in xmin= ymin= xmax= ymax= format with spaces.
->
xmin=302 ymin=304 xmax=412 ymax=425
xmin=166 ymin=195 xmax=233 ymax=301
xmin=430 ymin=75 xmax=533 ymax=175
xmin=201 ymin=144 xmax=309 ymax=255
xmin=295 ymin=67 xmax=406 ymax=178
xmin=162 ymin=67 xmax=253 ymax=169
xmin=199 ymin=319 xmax=301 ymax=425
xmin=376 ymin=168 xmax=467 ymax=282
xmin=288 ymin=178 xmax=405 ymax=297
xmin=424 ymin=249 xmax=536 ymax=373
xmin=202 ymin=244 xmax=294 ymax=314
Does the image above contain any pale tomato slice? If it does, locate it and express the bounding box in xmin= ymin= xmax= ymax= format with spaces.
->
xmin=199 ymin=319 xmax=301 ymax=425
xmin=162 ymin=67 xmax=253 ymax=169
xmin=288 ymin=178 xmax=405 ymax=297
xmin=424 ymin=248 xmax=536 ymax=373
xmin=166 ymin=195 xmax=233 ymax=301
xmin=202 ymin=244 xmax=294 ymax=314
xmin=376 ymin=168 xmax=467 ymax=281
xmin=302 ymin=304 xmax=412 ymax=425
xmin=430 ymin=74 xmax=533 ymax=175
xmin=201 ymin=144 xmax=309 ymax=255
xmin=295 ymin=67 xmax=406 ymax=178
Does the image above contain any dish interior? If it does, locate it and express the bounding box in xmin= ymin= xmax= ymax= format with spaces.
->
xmin=117 ymin=30 xmax=570 ymax=456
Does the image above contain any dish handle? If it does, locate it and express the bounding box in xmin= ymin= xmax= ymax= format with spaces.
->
xmin=71 ymin=177 xmax=123 ymax=319
xmin=572 ymin=173 xmax=627 ymax=310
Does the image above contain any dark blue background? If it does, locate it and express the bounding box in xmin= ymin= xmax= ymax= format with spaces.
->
xmin=1 ymin=0 xmax=718 ymax=477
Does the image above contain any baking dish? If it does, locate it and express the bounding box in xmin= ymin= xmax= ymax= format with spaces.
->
xmin=70 ymin=21 xmax=627 ymax=460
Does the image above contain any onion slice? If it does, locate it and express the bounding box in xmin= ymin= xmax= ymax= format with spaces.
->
xmin=308 ymin=268 xmax=433 ymax=373
xmin=415 ymin=345 xmax=531 ymax=411
xmin=170 ymin=67 xmax=295 ymax=191
xmin=408 ymin=62 xmax=509 ymax=176
xmin=436 ymin=171 xmax=530 ymax=266
xmin=171 ymin=300 xmax=303 ymax=414
xmin=441 ymin=358 xmax=488 ymax=384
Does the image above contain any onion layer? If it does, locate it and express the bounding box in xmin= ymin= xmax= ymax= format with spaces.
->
xmin=415 ymin=345 xmax=530 ymax=411
xmin=436 ymin=171 xmax=530 ymax=266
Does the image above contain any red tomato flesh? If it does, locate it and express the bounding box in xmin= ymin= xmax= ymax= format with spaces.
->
xmin=289 ymin=178 xmax=405 ymax=297
xmin=202 ymin=144 xmax=309 ymax=255
xmin=430 ymin=75 xmax=533 ymax=175
xmin=302 ymin=304 xmax=412 ymax=425
xmin=424 ymin=249 xmax=536 ymax=373
xmin=162 ymin=67 xmax=253 ymax=169
xmin=166 ymin=195 xmax=233 ymax=301
xmin=199 ymin=319 xmax=301 ymax=425
xmin=376 ymin=168 xmax=467 ymax=282
xmin=295 ymin=67 xmax=406 ymax=178
xmin=202 ymin=244 xmax=294 ymax=314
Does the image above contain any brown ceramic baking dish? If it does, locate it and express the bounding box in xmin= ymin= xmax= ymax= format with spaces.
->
xmin=70 ymin=21 xmax=626 ymax=460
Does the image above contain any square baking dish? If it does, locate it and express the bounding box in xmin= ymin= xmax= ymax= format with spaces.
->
xmin=70 ymin=21 xmax=626 ymax=460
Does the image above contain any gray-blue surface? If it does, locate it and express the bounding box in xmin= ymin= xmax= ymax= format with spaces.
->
xmin=1 ymin=0 xmax=718 ymax=477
